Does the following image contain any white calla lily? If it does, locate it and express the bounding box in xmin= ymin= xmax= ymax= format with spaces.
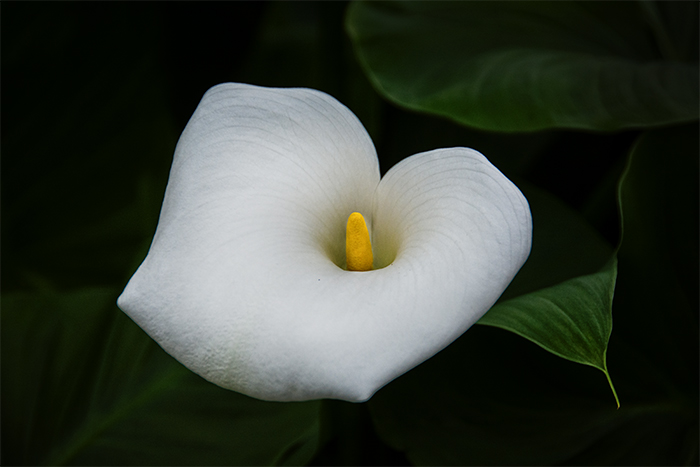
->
xmin=118 ymin=83 xmax=532 ymax=402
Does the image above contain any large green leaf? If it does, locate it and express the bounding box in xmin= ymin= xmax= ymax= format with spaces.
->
xmin=478 ymin=180 xmax=619 ymax=405
xmin=347 ymin=1 xmax=699 ymax=131
xmin=480 ymin=259 xmax=619 ymax=407
xmin=478 ymin=182 xmax=620 ymax=404
xmin=475 ymin=126 xmax=698 ymax=410
xmin=1 ymin=288 xmax=322 ymax=465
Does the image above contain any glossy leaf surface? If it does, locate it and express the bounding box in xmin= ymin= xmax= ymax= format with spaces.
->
xmin=480 ymin=259 xmax=618 ymax=405
xmin=347 ymin=1 xmax=699 ymax=131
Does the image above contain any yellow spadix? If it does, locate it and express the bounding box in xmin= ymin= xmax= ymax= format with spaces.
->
xmin=346 ymin=212 xmax=373 ymax=271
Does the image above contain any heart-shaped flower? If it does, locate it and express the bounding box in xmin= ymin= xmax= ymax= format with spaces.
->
xmin=118 ymin=83 xmax=532 ymax=402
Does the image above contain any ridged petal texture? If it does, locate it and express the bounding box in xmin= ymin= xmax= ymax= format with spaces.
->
xmin=118 ymin=83 xmax=532 ymax=402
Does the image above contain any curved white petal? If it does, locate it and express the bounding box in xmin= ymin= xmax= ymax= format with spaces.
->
xmin=370 ymin=148 xmax=533 ymax=377
xmin=118 ymin=83 xmax=532 ymax=402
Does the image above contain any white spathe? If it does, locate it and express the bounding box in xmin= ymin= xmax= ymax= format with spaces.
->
xmin=118 ymin=83 xmax=532 ymax=402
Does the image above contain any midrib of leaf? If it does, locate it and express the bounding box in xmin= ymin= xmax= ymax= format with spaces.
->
xmin=44 ymin=365 xmax=187 ymax=466
xmin=601 ymin=349 xmax=620 ymax=409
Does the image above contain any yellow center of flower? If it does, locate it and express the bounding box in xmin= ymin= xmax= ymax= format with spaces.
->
xmin=346 ymin=212 xmax=373 ymax=271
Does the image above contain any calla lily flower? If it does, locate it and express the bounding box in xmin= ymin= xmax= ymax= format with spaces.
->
xmin=117 ymin=83 xmax=532 ymax=402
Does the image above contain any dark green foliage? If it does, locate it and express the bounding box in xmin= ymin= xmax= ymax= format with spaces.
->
xmin=347 ymin=1 xmax=699 ymax=131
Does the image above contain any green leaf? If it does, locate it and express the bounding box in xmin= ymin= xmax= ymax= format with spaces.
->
xmin=347 ymin=1 xmax=699 ymax=132
xmin=1 ymin=288 xmax=322 ymax=465
xmin=480 ymin=259 xmax=619 ymax=407
xmin=477 ymin=180 xmax=619 ymax=405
